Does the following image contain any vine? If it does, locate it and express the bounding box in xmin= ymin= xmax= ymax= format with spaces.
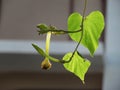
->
xmin=32 ymin=0 xmax=105 ymax=84
xmin=67 ymin=0 xmax=87 ymax=63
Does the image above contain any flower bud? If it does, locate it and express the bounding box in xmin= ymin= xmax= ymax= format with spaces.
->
xmin=37 ymin=24 xmax=48 ymax=30
xmin=41 ymin=58 xmax=52 ymax=70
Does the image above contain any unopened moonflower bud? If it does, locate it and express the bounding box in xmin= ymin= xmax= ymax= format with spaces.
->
xmin=41 ymin=58 xmax=52 ymax=70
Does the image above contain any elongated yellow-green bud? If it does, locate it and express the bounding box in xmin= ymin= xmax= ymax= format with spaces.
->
xmin=41 ymin=32 xmax=52 ymax=70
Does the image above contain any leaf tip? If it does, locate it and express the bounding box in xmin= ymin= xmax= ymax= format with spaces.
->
xmin=32 ymin=43 xmax=36 ymax=47
xmin=82 ymin=80 xmax=85 ymax=84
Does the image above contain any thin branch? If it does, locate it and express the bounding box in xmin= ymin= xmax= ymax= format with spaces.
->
xmin=37 ymin=29 xmax=82 ymax=35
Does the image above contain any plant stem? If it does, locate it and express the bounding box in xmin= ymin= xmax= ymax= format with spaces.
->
xmin=38 ymin=29 xmax=82 ymax=35
xmin=64 ymin=0 xmax=87 ymax=63
xmin=82 ymin=0 xmax=87 ymax=18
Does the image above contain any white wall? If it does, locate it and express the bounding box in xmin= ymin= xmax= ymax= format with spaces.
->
xmin=103 ymin=0 xmax=120 ymax=90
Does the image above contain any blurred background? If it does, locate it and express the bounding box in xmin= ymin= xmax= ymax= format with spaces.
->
xmin=0 ymin=0 xmax=120 ymax=90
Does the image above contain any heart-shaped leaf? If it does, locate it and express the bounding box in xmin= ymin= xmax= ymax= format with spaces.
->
xmin=68 ymin=11 xmax=105 ymax=56
xmin=63 ymin=52 xmax=91 ymax=83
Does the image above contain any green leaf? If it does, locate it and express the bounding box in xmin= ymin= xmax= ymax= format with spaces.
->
xmin=68 ymin=12 xmax=82 ymax=41
xmin=37 ymin=24 xmax=49 ymax=35
xmin=68 ymin=11 xmax=105 ymax=56
xmin=63 ymin=52 xmax=91 ymax=83
xmin=37 ymin=24 xmax=49 ymax=30
xmin=83 ymin=11 xmax=105 ymax=55
xmin=32 ymin=44 xmax=45 ymax=56
xmin=32 ymin=44 xmax=60 ymax=63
